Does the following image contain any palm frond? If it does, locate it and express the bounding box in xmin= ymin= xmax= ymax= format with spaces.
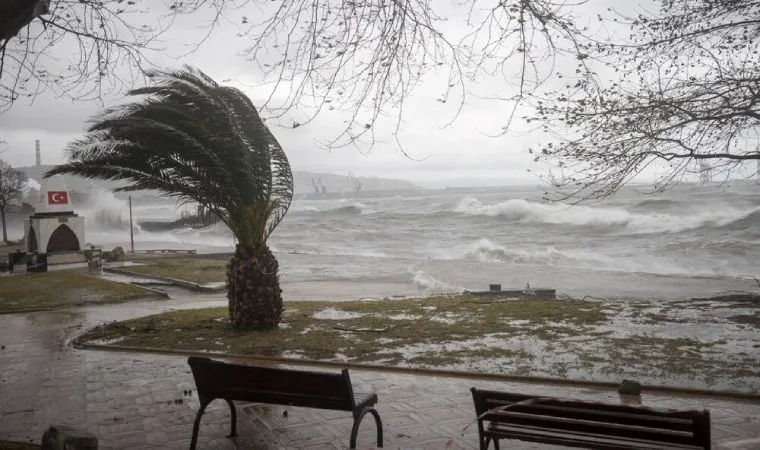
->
xmin=45 ymin=65 xmax=293 ymax=245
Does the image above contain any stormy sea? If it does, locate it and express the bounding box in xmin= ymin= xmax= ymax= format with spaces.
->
xmin=77 ymin=180 xmax=759 ymax=301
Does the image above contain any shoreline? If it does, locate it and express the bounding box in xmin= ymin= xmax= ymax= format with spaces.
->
xmin=3 ymin=246 xmax=758 ymax=303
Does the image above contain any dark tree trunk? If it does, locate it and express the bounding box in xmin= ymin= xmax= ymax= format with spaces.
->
xmin=226 ymin=243 xmax=283 ymax=329
xmin=0 ymin=208 xmax=7 ymax=242
xmin=0 ymin=0 xmax=49 ymax=40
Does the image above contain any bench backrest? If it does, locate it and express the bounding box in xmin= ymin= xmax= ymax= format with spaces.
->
xmin=188 ymin=357 xmax=356 ymax=411
xmin=471 ymin=388 xmax=711 ymax=449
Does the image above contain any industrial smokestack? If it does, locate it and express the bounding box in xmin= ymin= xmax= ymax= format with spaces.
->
xmin=35 ymin=139 xmax=41 ymax=167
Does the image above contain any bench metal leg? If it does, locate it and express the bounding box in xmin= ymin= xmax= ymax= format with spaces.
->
xmin=350 ymin=407 xmax=383 ymax=449
xmin=190 ymin=399 xmax=210 ymax=450
xmin=225 ymin=399 xmax=237 ymax=437
xmin=478 ymin=436 xmax=499 ymax=450
xmin=370 ymin=408 xmax=383 ymax=448
xmin=477 ymin=421 xmax=487 ymax=450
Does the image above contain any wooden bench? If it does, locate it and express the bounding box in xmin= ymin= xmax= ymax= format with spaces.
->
xmin=470 ymin=388 xmax=711 ymax=450
xmin=188 ymin=357 xmax=383 ymax=449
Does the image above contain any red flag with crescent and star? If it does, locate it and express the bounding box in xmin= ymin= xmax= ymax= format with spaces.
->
xmin=47 ymin=191 xmax=69 ymax=205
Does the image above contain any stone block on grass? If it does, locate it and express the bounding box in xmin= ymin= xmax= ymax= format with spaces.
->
xmin=617 ymin=379 xmax=642 ymax=396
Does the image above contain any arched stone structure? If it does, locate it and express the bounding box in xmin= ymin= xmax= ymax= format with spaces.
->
xmin=24 ymin=175 xmax=86 ymax=255
xmin=46 ymin=224 xmax=80 ymax=253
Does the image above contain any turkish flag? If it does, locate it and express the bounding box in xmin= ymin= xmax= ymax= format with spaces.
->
xmin=48 ymin=191 xmax=69 ymax=205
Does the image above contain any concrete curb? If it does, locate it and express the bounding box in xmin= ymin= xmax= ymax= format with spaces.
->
xmin=103 ymin=267 xmax=225 ymax=293
xmin=74 ymin=341 xmax=760 ymax=402
xmin=126 ymin=283 xmax=170 ymax=298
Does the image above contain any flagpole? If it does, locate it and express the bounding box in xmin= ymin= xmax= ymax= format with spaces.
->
xmin=129 ymin=196 xmax=134 ymax=253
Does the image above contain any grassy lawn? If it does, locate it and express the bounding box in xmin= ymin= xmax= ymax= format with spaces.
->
xmin=76 ymin=294 xmax=760 ymax=391
xmin=0 ymin=240 xmax=23 ymax=253
xmin=0 ymin=271 xmax=160 ymax=312
xmin=80 ymin=295 xmax=598 ymax=362
xmin=123 ymin=257 xmax=227 ymax=284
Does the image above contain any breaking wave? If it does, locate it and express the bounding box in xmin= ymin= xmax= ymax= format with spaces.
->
xmin=453 ymin=196 xmax=743 ymax=234
xmin=631 ymin=198 xmax=683 ymax=211
xmin=82 ymin=189 xmax=132 ymax=231
xmin=464 ymin=238 xmax=585 ymax=267
xmin=458 ymin=238 xmax=746 ymax=277
xmin=295 ymin=203 xmax=377 ymax=215
xmin=289 ymin=204 xmax=320 ymax=213
xmin=717 ymin=209 xmax=760 ymax=232
xmin=410 ymin=268 xmax=464 ymax=294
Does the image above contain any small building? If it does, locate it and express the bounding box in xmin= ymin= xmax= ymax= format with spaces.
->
xmin=25 ymin=175 xmax=85 ymax=254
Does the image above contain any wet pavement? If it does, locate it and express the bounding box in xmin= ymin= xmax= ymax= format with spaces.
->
xmin=1 ymin=293 xmax=760 ymax=449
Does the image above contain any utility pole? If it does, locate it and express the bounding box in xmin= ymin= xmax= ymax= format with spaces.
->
xmin=128 ymin=196 xmax=134 ymax=253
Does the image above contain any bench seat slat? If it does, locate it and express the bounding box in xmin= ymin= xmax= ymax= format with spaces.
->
xmin=192 ymin=365 xmax=351 ymax=404
xmin=487 ymin=423 xmax=705 ymax=450
xmin=485 ymin=410 xmax=697 ymax=445
xmin=209 ymin=388 xmax=377 ymax=411
xmin=480 ymin=395 xmax=704 ymax=419
xmin=490 ymin=403 xmax=696 ymax=429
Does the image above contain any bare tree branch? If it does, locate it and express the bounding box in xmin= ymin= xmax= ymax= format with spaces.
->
xmin=530 ymin=0 xmax=760 ymax=202
xmin=1 ymin=1 xmax=597 ymax=153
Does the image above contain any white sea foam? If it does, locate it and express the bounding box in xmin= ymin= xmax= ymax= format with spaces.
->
xmin=453 ymin=196 xmax=739 ymax=234
xmin=465 ymin=238 xmax=579 ymax=266
xmin=302 ymin=202 xmax=378 ymax=215
xmin=313 ymin=308 xmax=365 ymax=320
xmin=24 ymin=177 xmax=41 ymax=191
xmin=290 ymin=204 xmax=320 ymax=212
xmin=349 ymin=202 xmax=378 ymax=215
xmin=387 ymin=314 xmax=423 ymax=321
xmin=411 ymin=269 xmax=464 ymax=294
xmin=168 ymin=223 xmax=235 ymax=247
xmin=80 ymin=189 xmax=131 ymax=230
xmin=459 ymin=237 xmax=719 ymax=275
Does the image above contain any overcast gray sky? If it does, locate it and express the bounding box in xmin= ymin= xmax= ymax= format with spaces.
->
xmin=0 ymin=0 xmax=659 ymax=188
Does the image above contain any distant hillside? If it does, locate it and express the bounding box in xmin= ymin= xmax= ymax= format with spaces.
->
xmin=16 ymin=165 xmax=420 ymax=197
xmin=292 ymin=171 xmax=419 ymax=194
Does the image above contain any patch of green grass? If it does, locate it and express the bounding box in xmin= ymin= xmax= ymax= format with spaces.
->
xmin=601 ymin=336 xmax=719 ymax=375
xmin=0 ymin=271 xmax=158 ymax=312
xmin=0 ymin=241 xmax=23 ymax=253
xmin=406 ymin=348 xmax=530 ymax=366
xmin=124 ymin=257 xmax=227 ymax=284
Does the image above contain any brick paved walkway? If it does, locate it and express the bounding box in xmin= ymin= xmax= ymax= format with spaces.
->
xmin=1 ymin=295 xmax=759 ymax=449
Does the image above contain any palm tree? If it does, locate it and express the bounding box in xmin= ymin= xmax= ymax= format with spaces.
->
xmin=45 ymin=66 xmax=293 ymax=330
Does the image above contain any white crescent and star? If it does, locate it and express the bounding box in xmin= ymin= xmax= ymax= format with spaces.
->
xmin=51 ymin=193 xmax=64 ymax=202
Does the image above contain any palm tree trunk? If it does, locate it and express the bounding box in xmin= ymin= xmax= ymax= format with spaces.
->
xmin=226 ymin=243 xmax=283 ymax=329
